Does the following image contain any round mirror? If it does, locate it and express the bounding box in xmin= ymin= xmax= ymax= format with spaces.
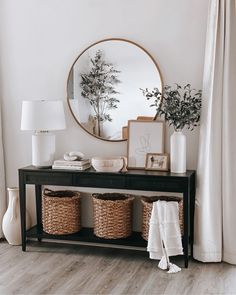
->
xmin=67 ymin=38 xmax=163 ymax=141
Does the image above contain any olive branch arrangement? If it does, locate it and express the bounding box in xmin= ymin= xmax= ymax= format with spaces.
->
xmin=141 ymin=84 xmax=202 ymax=131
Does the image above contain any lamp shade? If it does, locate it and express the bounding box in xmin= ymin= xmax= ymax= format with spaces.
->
xmin=21 ymin=100 xmax=66 ymax=131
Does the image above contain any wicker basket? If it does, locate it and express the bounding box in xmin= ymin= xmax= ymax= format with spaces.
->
xmin=42 ymin=188 xmax=81 ymax=235
xmin=92 ymin=193 xmax=134 ymax=239
xmin=141 ymin=196 xmax=184 ymax=241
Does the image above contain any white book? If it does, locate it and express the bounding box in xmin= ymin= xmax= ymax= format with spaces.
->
xmin=52 ymin=164 xmax=91 ymax=171
xmin=53 ymin=159 xmax=90 ymax=166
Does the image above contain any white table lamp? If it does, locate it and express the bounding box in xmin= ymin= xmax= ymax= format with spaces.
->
xmin=21 ymin=100 xmax=66 ymax=168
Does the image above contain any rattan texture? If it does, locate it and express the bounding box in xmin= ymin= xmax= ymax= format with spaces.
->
xmin=141 ymin=196 xmax=184 ymax=241
xmin=42 ymin=189 xmax=81 ymax=235
xmin=92 ymin=193 xmax=134 ymax=239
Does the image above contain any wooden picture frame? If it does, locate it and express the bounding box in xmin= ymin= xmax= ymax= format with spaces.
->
xmin=145 ymin=153 xmax=169 ymax=171
xmin=127 ymin=120 xmax=165 ymax=169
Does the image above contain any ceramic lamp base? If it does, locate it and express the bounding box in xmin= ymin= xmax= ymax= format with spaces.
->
xmin=32 ymin=132 xmax=55 ymax=168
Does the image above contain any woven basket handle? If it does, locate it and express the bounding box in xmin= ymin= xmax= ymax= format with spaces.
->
xmin=43 ymin=188 xmax=78 ymax=198
xmin=43 ymin=188 xmax=54 ymax=196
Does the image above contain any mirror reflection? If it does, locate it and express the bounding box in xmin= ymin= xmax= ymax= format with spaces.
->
xmin=67 ymin=38 xmax=163 ymax=141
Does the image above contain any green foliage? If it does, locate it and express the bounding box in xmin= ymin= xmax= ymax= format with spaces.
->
xmin=141 ymin=84 xmax=202 ymax=131
xmin=80 ymin=50 xmax=121 ymax=136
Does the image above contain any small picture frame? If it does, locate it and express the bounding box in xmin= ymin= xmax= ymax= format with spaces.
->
xmin=145 ymin=153 xmax=169 ymax=171
xmin=127 ymin=120 xmax=165 ymax=169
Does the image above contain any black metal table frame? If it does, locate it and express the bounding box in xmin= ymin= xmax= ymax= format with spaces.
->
xmin=19 ymin=166 xmax=196 ymax=268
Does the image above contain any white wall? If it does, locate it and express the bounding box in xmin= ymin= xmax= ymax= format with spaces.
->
xmin=0 ymin=0 xmax=209 ymax=225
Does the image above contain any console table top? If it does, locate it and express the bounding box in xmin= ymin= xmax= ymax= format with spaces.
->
xmin=19 ymin=165 xmax=195 ymax=178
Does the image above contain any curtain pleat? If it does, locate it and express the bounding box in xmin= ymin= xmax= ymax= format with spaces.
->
xmin=194 ymin=0 xmax=236 ymax=264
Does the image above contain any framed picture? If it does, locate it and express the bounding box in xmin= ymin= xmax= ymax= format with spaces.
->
xmin=145 ymin=153 xmax=169 ymax=171
xmin=127 ymin=120 xmax=165 ymax=169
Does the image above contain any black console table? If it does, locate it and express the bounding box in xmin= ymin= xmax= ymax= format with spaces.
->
xmin=18 ymin=166 xmax=196 ymax=268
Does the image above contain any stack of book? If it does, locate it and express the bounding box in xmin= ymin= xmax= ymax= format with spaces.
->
xmin=52 ymin=159 xmax=91 ymax=171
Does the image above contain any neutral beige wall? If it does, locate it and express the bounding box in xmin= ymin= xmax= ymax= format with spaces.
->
xmin=0 ymin=0 xmax=209 ymax=226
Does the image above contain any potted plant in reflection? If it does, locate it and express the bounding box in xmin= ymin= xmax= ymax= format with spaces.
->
xmin=141 ymin=84 xmax=202 ymax=173
xmin=80 ymin=49 xmax=121 ymax=137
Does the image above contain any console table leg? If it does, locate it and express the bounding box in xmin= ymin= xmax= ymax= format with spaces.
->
xmin=183 ymin=186 xmax=190 ymax=268
xmin=35 ymin=185 xmax=42 ymax=242
xmin=190 ymin=187 xmax=196 ymax=258
xmin=19 ymin=171 xmax=26 ymax=251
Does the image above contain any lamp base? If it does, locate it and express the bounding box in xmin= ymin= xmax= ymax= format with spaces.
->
xmin=32 ymin=132 xmax=55 ymax=168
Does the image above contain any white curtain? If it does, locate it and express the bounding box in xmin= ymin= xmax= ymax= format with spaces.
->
xmin=0 ymin=98 xmax=6 ymax=238
xmin=194 ymin=0 xmax=236 ymax=263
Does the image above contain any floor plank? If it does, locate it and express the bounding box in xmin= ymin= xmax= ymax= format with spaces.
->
xmin=0 ymin=241 xmax=236 ymax=295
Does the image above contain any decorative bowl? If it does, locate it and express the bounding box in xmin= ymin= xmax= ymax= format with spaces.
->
xmin=91 ymin=157 xmax=125 ymax=172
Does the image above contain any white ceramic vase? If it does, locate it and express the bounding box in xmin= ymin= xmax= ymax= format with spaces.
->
xmin=2 ymin=187 xmax=31 ymax=245
xmin=170 ymin=130 xmax=186 ymax=173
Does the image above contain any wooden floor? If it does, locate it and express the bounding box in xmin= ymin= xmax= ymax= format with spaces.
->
xmin=0 ymin=241 xmax=236 ymax=295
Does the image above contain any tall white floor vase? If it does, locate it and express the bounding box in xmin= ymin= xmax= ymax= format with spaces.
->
xmin=170 ymin=130 xmax=186 ymax=173
xmin=2 ymin=187 xmax=31 ymax=245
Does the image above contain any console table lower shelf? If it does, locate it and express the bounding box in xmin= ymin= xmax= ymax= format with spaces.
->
xmin=26 ymin=226 xmax=147 ymax=248
xmin=26 ymin=226 xmax=187 ymax=266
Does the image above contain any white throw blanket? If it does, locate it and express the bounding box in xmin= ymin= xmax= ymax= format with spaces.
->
xmin=147 ymin=200 xmax=183 ymax=273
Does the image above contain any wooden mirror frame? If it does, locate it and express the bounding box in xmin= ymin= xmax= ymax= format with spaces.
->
xmin=67 ymin=38 xmax=163 ymax=142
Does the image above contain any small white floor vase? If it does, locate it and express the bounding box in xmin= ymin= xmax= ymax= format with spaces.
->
xmin=2 ymin=187 xmax=31 ymax=245
xmin=170 ymin=131 xmax=186 ymax=173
